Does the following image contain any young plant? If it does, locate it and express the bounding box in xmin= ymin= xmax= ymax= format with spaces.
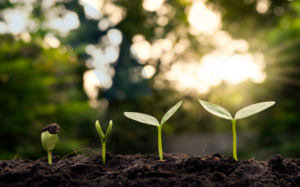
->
xmin=199 ymin=100 xmax=275 ymax=161
xmin=124 ymin=100 xmax=182 ymax=160
xmin=95 ymin=120 xmax=113 ymax=165
xmin=41 ymin=123 xmax=60 ymax=165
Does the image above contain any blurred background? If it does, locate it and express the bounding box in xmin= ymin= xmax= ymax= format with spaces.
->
xmin=0 ymin=0 xmax=300 ymax=161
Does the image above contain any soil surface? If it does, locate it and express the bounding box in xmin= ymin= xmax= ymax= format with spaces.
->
xmin=0 ymin=152 xmax=300 ymax=186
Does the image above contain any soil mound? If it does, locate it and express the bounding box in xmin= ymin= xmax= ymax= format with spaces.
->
xmin=1 ymin=153 xmax=300 ymax=186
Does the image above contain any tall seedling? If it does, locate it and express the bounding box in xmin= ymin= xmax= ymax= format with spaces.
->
xmin=199 ymin=100 xmax=275 ymax=161
xmin=124 ymin=101 xmax=182 ymax=160
xmin=95 ymin=120 xmax=113 ymax=165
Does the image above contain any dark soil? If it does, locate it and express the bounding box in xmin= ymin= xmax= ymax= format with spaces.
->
xmin=1 ymin=152 xmax=300 ymax=187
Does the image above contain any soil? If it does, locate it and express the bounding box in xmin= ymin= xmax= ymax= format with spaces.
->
xmin=0 ymin=152 xmax=300 ymax=187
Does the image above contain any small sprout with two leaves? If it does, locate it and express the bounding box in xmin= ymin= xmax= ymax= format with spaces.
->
xmin=95 ymin=120 xmax=113 ymax=165
xmin=124 ymin=100 xmax=182 ymax=160
xmin=199 ymin=100 xmax=275 ymax=161
xmin=41 ymin=123 xmax=60 ymax=165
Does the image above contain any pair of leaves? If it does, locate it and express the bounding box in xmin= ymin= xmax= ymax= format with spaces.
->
xmin=124 ymin=100 xmax=182 ymax=126
xmin=95 ymin=120 xmax=113 ymax=142
xmin=199 ymin=99 xmax=275 ymax=120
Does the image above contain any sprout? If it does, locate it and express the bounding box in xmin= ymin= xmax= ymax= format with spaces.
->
xmin=124 ymin=100 xmax=182 ymax=160
xmin=95 ymin=120 xmax=112 ymax=165
xmin=199 ymin=100 xmax=275 ymax=161
xmin=41 ymin=123 xmax=60 ymax=165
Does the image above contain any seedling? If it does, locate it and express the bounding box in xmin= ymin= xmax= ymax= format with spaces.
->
xmin=95 ymin=120 xmax=113 ymax=165
xmin=199 ymin=100 xmax=275 ymax=161
xmin=41 ymin=123 xmax=60 ymax=165
xmin=124 ymin=100 xmax=182 ymax=160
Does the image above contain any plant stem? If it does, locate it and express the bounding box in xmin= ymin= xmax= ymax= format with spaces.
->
xmin=102 ymin=142 xmax=106 ymax=165
xmin=48 ymin=151 xmax=52 ymax=165
xmin=158 ymin=126 xmax=163 ymax=160
xmin=232 ymin=119 xmax=237 ymax=161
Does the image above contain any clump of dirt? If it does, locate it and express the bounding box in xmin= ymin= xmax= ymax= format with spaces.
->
xmin=0 ymin=152 xmax=300 ymax=186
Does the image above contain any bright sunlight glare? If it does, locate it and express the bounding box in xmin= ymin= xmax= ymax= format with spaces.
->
xmin=165 ymin=53 xmax=266 ymax=94
xmin=188 ymin=2 xmax=221 ymax=35
xmin=142 ymin=65 xmax=156 ymax=79
xmin=2 ymin=8 xmax=28 ymax=33
xmin=143 ymin=0 xmax=164 ymax=12
xmin=79 ymin=0 xmax=104 ymax=20
xmin=44 ymin=33 xmax=60 ymax=48
xmin=256 ymin=0 xmax=270 ymax=14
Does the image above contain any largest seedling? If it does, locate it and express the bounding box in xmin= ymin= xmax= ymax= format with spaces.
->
xmin=199 ymin=100 xmax=275 ymax=161
xmin=124 ymin=100 xmax=182 ymax=160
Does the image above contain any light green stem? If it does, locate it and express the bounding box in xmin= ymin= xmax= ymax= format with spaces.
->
xmin=158 ymin=126 xmax=163 ymax=160
xmin=48 ymin=151 xmax=52 ymax=165
xmin=232 ymin=119 xmax=237 ymax=161
xmin=102 ymin=142 xmax=106 ymax=165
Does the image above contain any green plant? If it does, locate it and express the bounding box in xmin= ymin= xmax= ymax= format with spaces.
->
xmin=199 ymin=100 xmax=275 ymax=161
xmin=95 ymin=120 xmax=113 ymax=165
xmin=41 ymin=123 xmax=60 ymax=165
xmin=124 ymin=100 xmax=182 ymax=160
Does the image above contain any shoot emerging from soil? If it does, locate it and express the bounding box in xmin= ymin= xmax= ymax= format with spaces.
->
xmin=199 ymin=100 xmax=275 ymax=161
xmin=124 ymin=100 xmax=182 ymax=160
xmin=41 ymin=123 xmax=60 ymax=165
xmin=95 ymin=120 xmax=113 ymax=165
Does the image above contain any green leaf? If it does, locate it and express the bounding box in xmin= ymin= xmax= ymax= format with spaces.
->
xmin=95 ymin=120 xmax=113 ymax=142
xmin=198 ymin=99 xmax=233 ymax=120
xmin=234 ymin=101 xmax=275 ymax=120
xmin=161 ymin=100 xmax=182 ymax=125
xmin=124 ymin=112 xmax=160 ymax=126
xmin=95 ymin=120 xmax=105 ymax=140
xmin=103 ymin=120 xmax=113 ymax=142
xmin=41 ymin=131 xmax=59 ymax=151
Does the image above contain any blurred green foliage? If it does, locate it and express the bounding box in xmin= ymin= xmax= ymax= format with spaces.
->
xmin=0 ymin=34 xmax=101 ymax=159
